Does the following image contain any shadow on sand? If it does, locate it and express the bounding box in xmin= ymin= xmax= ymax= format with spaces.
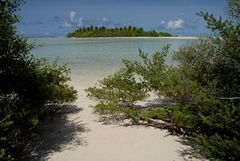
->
xmin=25 ymin=104 xmax=88 ymax=161
xmin=94 ymin=98 xmax=206 ymax=161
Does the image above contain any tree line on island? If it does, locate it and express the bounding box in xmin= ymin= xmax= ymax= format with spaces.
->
xmin=67 ymin=26 xmax=172 ymax=37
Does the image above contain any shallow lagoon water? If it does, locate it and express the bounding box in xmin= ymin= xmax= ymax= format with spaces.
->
xmin=28 ymin=37 xmax=200 ymax=161
xmin=29 ymin=37 xmax=196 ymax=81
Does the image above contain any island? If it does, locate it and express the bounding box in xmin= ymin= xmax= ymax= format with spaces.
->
xmin=67 ymin=26 xmax=172 ymax=37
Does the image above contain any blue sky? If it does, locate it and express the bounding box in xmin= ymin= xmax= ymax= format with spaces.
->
xmin=17 ymin=0 xmax=227 ymax=37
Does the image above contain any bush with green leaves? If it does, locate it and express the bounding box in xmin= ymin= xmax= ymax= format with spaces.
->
xmin=87 ymin=69 xmax=148 ymax=107
xmin=87 ymin=0 xmax=240 ymax=160
xmin=0 ymin=0 xmax=77 ymax=160
xmin=122 ymin=46 xmax=169 ymax=93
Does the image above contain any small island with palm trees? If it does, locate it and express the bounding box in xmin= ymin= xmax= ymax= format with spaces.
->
xmin=67 ymin=26 xmax=172 ymax=37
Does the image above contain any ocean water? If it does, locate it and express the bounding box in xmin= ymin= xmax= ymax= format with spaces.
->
xmin=29 ymin=37 xmax=196 ymax=82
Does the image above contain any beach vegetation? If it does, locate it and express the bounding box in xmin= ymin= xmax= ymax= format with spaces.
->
xmin=0 ymin=0 xmax=77 ymax=160
xmin=87 ymin=0 xmax=240 ymax=160
xmin=67 ymin=26 xmax=172 ymax=37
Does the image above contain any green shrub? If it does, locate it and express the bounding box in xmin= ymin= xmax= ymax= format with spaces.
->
xmin=0 ymin=0 xmax=77 ymax=160
xmin=87 ymin=69 xmax=147 ymax=106
xmin=87 ymin=0 xmax=240 ymax=160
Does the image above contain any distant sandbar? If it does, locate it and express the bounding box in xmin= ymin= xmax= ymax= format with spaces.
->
xmin=70 ymin=36 xmax=198 ymax=40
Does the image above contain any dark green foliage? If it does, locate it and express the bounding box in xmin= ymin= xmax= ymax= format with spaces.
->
xmin=227 ymin=0 xmax=240 ymax=21
xmin=67 ymin=26 xmax=172 ymax=37
xmin=0 ymin=0 xmax=77 ymax=160
xmin=87 ymin=1 xmax=240 ymax=160
xmin=192 ymin=133 xmax=240 ymax=161
xmin=33 ymin=59 xmax=77 ymax=103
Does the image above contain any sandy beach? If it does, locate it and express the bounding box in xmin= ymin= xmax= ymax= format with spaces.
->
xmin=37 ymin=74 xmax=203 ymax=161
xmin=70 ymin=36 xmax=198 ymax=40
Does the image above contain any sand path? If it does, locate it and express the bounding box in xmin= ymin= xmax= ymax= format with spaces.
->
xmin=42 ymin=76 xmax=200 ymax=161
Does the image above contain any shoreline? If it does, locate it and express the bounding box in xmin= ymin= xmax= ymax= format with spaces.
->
xmin=28 ymin=36 xmax=199 ymax=40
xmin=69 ymin=36 xmax=198 ymax=40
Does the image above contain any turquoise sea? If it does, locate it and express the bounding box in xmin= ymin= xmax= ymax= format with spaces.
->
xmin=29 ymin=37 xmax=196 ymax=82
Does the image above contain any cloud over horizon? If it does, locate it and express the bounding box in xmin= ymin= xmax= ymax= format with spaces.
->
xmin=17 ymin=0 xmax=226 ymax=36
xmin=166 ymin=19 xmax=184 ymax=29
xmin=63 ymin=11 xmax=111 ymax=28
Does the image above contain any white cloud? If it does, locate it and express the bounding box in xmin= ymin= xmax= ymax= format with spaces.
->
xmin=78 ymin=17 xmax=83 ymax=27
xmin=69 ymin=11 xmax=78 ymax=24
xmin=70 ymin=11 xmax=76 ymax=22
xmin=100 ymin=17 xmax=110 ymax=26
xmin=102 ymin=17 xmax=108 ymax=22
xmin=63 ymin=11 xmax=113 ymax=28
xmin=63 ymin=11 xmax=80 ymax=27
xmin=166 ymin=19 xmax=184 ymax=29
xmin=161 ymin=20 xmax=165 ymax=24
xmin=63 ymin=22 xmax=73 ymax=28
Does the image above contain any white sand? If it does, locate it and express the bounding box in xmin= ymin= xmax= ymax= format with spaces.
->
xmin=70 ymin=36 xmax=198 ymax=40
xmin=45 ymin=76 xmax=202 ymax=161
